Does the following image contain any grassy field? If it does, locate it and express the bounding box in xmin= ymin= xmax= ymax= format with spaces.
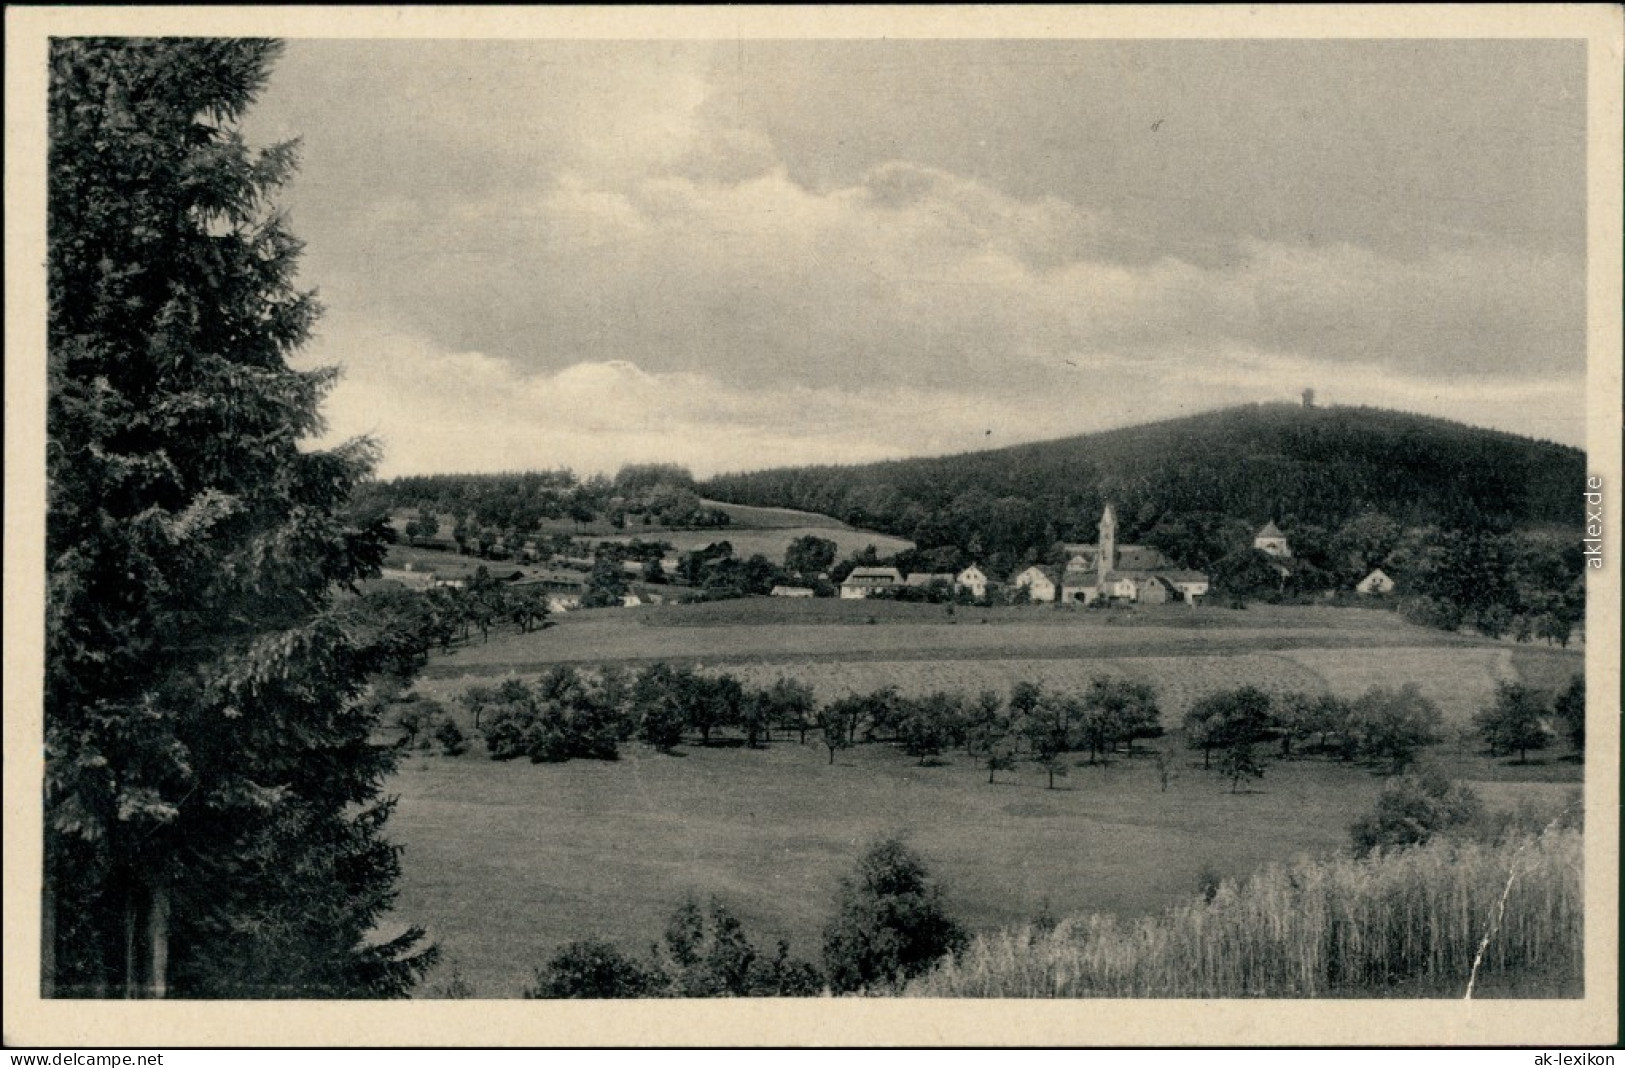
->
xmin=387 ymin=732 xmax=1577 ymax=998
xmin=699 ymin=499 xmax=855 ymax=530
xmin=387 ymin=597 xmax=1584 ymax=998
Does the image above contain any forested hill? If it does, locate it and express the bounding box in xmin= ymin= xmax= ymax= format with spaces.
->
xmin=699 ymin=404 xmax=1585 ymax=561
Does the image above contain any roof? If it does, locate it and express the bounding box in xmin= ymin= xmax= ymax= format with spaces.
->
xmin=905 ymin=572 xmax=955 ymax=586
xmin=1256 ymin=521 xmax=1286 ymax=538
xmin=1018 ymin=564 xmax=1061 ymax=583
xmin=1115 ymin=546 xmax=1171 ymax=570
xmin=771 ymin=585 xmax=815 ymax=595
xmin=845 ymin=566 xmax=903 ymax=583
xmin=510 ymin=569 xmax=590 ymax=590
xmin=1066 ymin=568 xmax=1191 ymax=585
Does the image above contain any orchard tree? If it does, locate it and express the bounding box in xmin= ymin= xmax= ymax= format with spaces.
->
xmin=1080 ymin=676 xmax=1160 ymax=762
xmin=1008 ymin=680 xmax=1043 ymax=727
xmin=965 ymin=689 xmax=1008 ymax=758
xmin=1351 ymin=684 xmax=1444 ymax=774
xmin=758 ymin=676 xmax=815 ymax=745
xmin=1186 ymin=687 xmax=1274 ymax=787
xmin=784 ymin=535 xmax=838 ymax=578
xmin=45 ymin=40 xmax=433 ymax=997
xmin=507 ymin=584 xmax=551 ymax=634
xmin=900 ymin=693 xmax=959 ymax=766
xmin=1026 ymin=694 xmax=1079 ymax=789
xmin=1473 ymin=681 xmax=1552 ymax=764
xmin=817 ymin=699 xmax=859 ymax=765
xmin=632 ymin=663 xmax=687 ymax=752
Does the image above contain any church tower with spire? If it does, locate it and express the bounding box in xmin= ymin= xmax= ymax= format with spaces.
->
xmin=1098 ymin=503 xmax=1117 ymax=574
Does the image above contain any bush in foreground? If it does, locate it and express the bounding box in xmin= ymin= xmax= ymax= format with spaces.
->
xmin=524 ymin=939 xmax=660 ymax=999
xmin=1349 ymin=769 xmax=1484 ymax=858
xmin=908 ymin=827 xmax=1580 ymax=998
xmin=823 ymin=836 xmax=968 ymax=993
xmin=527 ymin=897 xmax=823 ymax=998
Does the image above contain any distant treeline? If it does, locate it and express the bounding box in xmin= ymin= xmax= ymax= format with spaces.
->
xmin=350 ymin=463 xmax=730 ymax=534
xmin=700 ymin=404 xmax=1584 ymax=562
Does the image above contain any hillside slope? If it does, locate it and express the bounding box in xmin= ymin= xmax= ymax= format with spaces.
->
xmin=700 ymin=403 xmax=1584 ymax=557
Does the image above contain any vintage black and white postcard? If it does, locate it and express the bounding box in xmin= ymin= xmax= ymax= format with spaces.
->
xmin=5 ymin=4 xmax=1621 ymax=1049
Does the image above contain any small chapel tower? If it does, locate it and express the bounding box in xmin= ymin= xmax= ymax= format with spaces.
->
xmin=1098 ymin=504 xmax=1117 ymax=574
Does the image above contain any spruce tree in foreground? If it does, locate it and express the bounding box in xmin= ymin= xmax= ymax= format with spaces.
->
xmin=45 ymin=38 xmax=433 ymax=997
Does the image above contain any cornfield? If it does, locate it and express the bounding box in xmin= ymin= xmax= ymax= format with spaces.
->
xmin=908 ymin=829 xmax=1581 ymax=997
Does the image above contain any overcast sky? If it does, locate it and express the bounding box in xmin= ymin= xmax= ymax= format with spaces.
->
xmin=243 ymin=38 xmax=1587 ymax=477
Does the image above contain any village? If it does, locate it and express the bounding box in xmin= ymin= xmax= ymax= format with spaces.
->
xmin=375 ymin=503 xmax=1407 ymax=617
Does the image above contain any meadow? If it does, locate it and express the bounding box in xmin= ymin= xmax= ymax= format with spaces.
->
xmin=419 ymin=600 xmax=1540 ymax=728
xmin=389 ymin=598 xmax=1583 ymax=997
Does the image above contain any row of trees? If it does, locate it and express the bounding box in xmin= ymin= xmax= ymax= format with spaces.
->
xmin=460 ymin=667 xmax=818 ymax=763
xmin=348 ymin=573 xmax=551 ymax=666
xmin=452 ymin=663 xmax=1581 ymax=799
xmin=1183 ymin=684 xmax=1448 ymax=789
xmin=352 ymin=464 xmax=733 ymax=542
xmin=524 ymin=835 xmax=965 ymax=997
xmin=452 ymin=666 xmax=1545 ymax=793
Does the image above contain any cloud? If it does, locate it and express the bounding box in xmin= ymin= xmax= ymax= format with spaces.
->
xmin=300 ymin=313 xmax=1583 ymax=480
xmin=250 ymin=39 xmax=1587 ymax=472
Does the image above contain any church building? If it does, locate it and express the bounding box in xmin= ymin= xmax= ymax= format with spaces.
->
xmin=1059 ymin=504 xmax=1209 ymax=605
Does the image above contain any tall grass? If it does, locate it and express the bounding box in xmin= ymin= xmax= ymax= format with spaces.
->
xmin=908 ymin=829 xmax=1581 ymax=997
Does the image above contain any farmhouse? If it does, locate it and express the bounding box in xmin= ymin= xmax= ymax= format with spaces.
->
xmin=1013 ymin=564 xmax=1061 ymax=603
xmin=1061 ymin=505 xmax=1210 ymax=605
xmin=955 ymin=564 xmax=990 ymax=599
xmin=770 ymin=585 xmax=815 ymax=598
xmin=1356 ymin=567 xmax=1396 ymax=595
xmin=840 ymin=566 xmax=904 ymax=599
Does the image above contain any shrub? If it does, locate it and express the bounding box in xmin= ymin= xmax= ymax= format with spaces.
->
xmin=1349 ymin=769 xmax=1483 ymax=857
xmin=524 ymin=939 xmax=659 ymax=999
xmin=654 ymin=896 xmax=824 ymax=997
xmin=823 ymin=835 xmax=968 ymax=993
xmin=434 ymin=716 xmax=469 ymax=757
